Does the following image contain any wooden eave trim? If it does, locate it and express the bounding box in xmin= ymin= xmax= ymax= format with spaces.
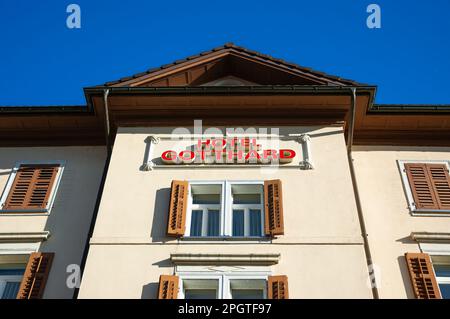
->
xmin=111 ymin=50 xmax=231 ymax=87
xmin=225 ymin=51 xmax=336 ymax=85
xmin=109 ymin=48 xmax=360 ymax=88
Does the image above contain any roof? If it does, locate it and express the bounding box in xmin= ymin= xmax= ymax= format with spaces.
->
xmin=1 ymin=43 xmax=449 ymax=147
xmin=99 ymin=43 xmax=367 ymax=87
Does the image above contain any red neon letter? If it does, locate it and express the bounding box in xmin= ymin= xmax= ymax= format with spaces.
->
xmin=179 ymin=150 xmax=195 ymax=161
xmin=162 ymin=150 xmax=177 ymax=163
xmin=279 ymin=149 xmax=296 ymax=159
xmin=263 ymin=149 xmax=279 ymax=160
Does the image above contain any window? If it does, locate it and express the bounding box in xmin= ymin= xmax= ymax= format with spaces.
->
xmin=178 ymin=274 xmax=267 ymax=299
xmin=0 ymin=265 xmax=25 ymax=299
xmin=0 ymin=163 xmax=63 ymax=214
xmin=432 ymin=256 xmax=450 ymax=299
xmin=167 ymin=179 xmax=284 ymax=238
xmin=158 ymin=272 xmax=288 ymax=299
xmin=185 ymin=181 xmax=264 ymax=238
xmin=398 ymin=161 xmax=450 ymax=214
xmin=231 ymin=184 xmax=264 ymax=237
xmin=189 ymin=184 xmax=222 ymax=237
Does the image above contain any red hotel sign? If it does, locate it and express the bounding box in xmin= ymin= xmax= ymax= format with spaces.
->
xmin=161 ymin=137 xmax=296 ymax=164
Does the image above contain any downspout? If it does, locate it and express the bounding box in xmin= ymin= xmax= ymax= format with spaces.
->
xmin=73 ymin=89 xmax=112 ymax=299
xmin=346 ymin=87 xmax=380 ymax=299
xmin=103 ymin=89 xmax=111 ymax=152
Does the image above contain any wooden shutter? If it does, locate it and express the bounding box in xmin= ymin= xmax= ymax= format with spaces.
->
xmin=405 ymin=163 xmax=439 ymax=209
xmin=158 ymin=275 xmax=179 ymax=299
xmin=405 ymin=163 xmax=450 ymax=210
xmin=427 ymin=164 xmax=450 ymax=210
xmin=264 ymin=179 xmax=284 ymax=236
xmin=405 ymin=253 xmax=441 ymax=299
xmin=267 ymin=275 xmax=289 ymax=299
xmin=167 ymin=180 xmax=188 ymax=237
xmin=17 ymin=252 xmax=54 ymax=299
xmin=4 ymin=165 xmax=59 ymax=210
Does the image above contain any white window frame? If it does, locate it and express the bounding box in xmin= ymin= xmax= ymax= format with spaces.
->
xmin=420 ymin=245 xmax=450 ymax=298
xmin=398 ymin=160 xmax=450 ymax=216
xmin=432 ymin=257 xmax=450 ymax=298
xmin=185 ymin=180 xmax=265 ymax=238
xmin=0 ymin=274 xmax=23 ymax=299
xmin=226 ymin=181 xmax=265 ymax=237
xmin=177 ymin=272 xmax=269 ymax=299
xmin=0 ymin=161 xmax=65 ymax=215
xmin=185 ymin=181 xmax=226 ymax=237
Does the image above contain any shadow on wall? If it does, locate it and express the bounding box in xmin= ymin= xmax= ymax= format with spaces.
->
xmin=141 ymin=282 xmax=159 ymax=299
xmin=397 ymin=255 xmax=415 ymax=299
xmin=150 ymin=188 xmax=172 ymax=242
xmin=141 ymin=257 xmax=172 ymax=299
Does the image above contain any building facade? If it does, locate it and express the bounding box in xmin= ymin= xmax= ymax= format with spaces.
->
xmin=0 ymin=107 xmax=106 ymax=298
xmin=1 ymin=44 xmax=449 ymax=299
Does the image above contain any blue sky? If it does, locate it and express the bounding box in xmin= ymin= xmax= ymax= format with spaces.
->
xmin=0 ymin=0 xmax=449 ymax=105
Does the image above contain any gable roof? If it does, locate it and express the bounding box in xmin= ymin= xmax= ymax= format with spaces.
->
xmin=99 ymin=43 xmax=367 ymax=87
xmin=2 ymin=43 xmax=450 ymax=147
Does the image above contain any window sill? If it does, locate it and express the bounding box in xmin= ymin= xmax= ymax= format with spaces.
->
xmin=410 ymin=210 xmax=450 ymax=217
xmin=0 ymin=209 xmax=50 ymax=216
xmin=181 ymin=236 xmax=271 ymax=242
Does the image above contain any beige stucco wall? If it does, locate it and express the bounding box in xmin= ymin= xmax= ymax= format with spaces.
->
xmin=352 ymin=146 xmax=450 ymax=299
xmin=0 ymin=146 xmax=107 ymax=298
xmin=78 ymin=126 xmax=372 ymax=299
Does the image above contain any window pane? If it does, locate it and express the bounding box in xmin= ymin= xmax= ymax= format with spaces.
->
xmin=207 ymin=210 xmax=220 ymax=236
xmin=191 ymin=184 xmax=222 ymax=204
xmin=434 ymin=264 xmax=450 ymax=277
xmin=192 ymin=194 xmax=221 ymax=205
xmin=232 ymin=210 xmax=244 ymax=236
xmin=0 ymin=269 xmax=24 ymax=276
xmin=1 ymin=282 xmax=21 ymax=299
xmin=230 ymin=279 xmax=265 ymax=299
xmin=233 ymin=194 xmax=261 ymax=204
xmin=249 ymin=209 xmax=262 ymax=236
xmin=231 ymin=184 xmax=262 ymax=204
xmin=190 ymin=210 xmax=203 ymax=236
xmin=185 ymin=289 xmax=217 ymax=299
xmin=232 ymin=289 xmax=264 ymax=299
xmin=439 ymin=284 xmax=450 ymax=299
xmin=183 ymin=279 xmax=218 ymax=299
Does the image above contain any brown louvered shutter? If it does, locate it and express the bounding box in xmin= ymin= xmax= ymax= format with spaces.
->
xmin=405 ymin=253 xmax=442 ymax=299
xmin=158 ymin=275 xmax=179 ymax=299
xmin=404 ymin=163 xmax=439 ymax=209
xmin=267 ymin=275 xmax=289 ymax=299
xmin=426 ymin=164 xmax=450 ymax=210
xmin=167 ymin=180 xmax=188 ymax=237
xmin=17 ymin=252 xmax=54 ymax=299
xmin=264 ymin=179 xmax=284 ymax=236
xmin=3 ymin=165 xmax=59 ymax=210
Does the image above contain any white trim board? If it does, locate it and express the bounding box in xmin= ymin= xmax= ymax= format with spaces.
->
xmin=420 ymin=243 xmax=450 ymax=256
xmin=0 ymin=232 xmax=50 ymax=242
xmin=0 ymin=242 xmax=39 ymax=255
xmin=170 ymin=253 xmax=280 ymax=265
